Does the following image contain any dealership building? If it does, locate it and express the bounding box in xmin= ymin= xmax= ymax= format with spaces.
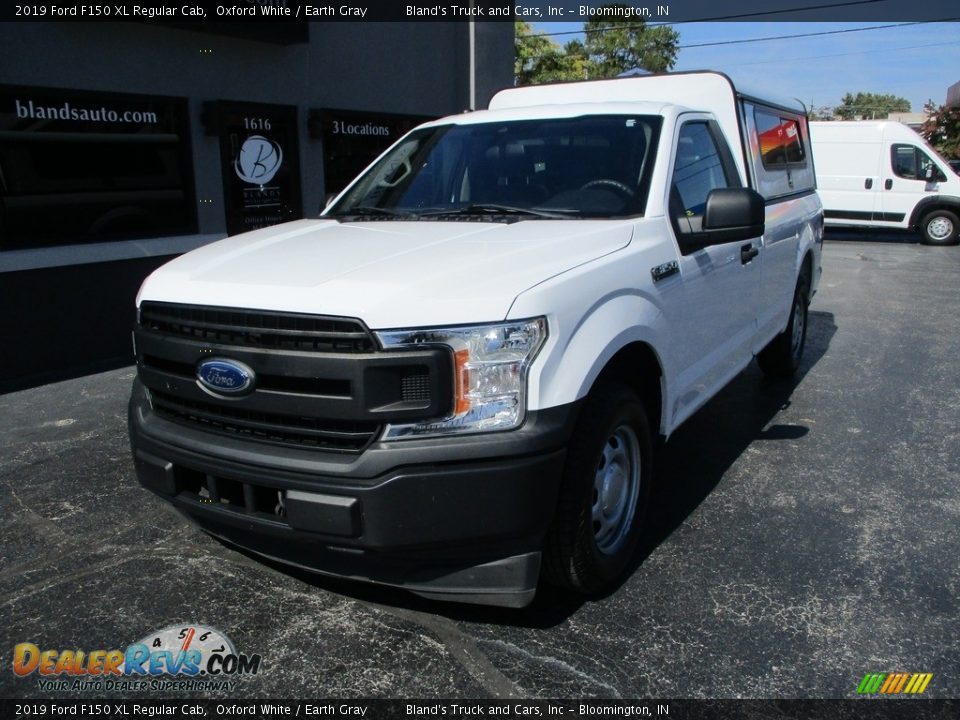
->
xmin=0 ymin=20 xmax=513 ymax=391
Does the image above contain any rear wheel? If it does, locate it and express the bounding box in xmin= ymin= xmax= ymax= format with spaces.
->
xmin=544 ymin=383 xmax=652 ymax=594
xmin=920 ymin=209 xmax=959 ymax=246
xmin=758 ymin=273 xmax=809 ymax=378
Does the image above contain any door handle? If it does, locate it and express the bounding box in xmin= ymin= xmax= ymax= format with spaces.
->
xmin=741 ymin=244 xmax=759 ymax=264
xmin=885 ymin=179 xmax=893 ymax=190
xmin=865 ymin=178 xmax=873 ymax=189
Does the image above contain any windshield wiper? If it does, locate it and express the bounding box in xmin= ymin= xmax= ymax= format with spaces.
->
xmin=335 ymin=206 xmax=415 ymax=218
xmin=420 ymin=204 xmax=577 ymax=219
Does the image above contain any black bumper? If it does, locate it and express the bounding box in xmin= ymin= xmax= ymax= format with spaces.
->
xmin=129 ymin=380 xmax=575 ymax=607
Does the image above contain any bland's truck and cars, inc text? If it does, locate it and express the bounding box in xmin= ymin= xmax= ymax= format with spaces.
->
xmin=128 ymin=72 xmax=823 ymax=607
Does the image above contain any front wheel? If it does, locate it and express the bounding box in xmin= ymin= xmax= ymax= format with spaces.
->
xmin=758 ymin=273 xmax=809 ymax=378
xmin=920 ymin=209 xmax=959 ymax=246
xmin=544 ymin=383 xmax=652 ymax=594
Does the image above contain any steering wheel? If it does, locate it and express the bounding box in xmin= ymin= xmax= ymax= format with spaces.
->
xmin=579 ymin=179 xmax=635 ymax=198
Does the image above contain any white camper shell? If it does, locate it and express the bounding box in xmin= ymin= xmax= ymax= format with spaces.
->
xmin=810 ymin=121 xmax=960 ymax=245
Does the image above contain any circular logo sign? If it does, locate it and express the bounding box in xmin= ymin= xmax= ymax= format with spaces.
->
xmin=196 ymin=358 xmax=255 ymax=396
xmin=234 ymin=135 xmax=283 ymax=185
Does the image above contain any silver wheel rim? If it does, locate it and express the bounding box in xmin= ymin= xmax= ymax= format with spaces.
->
xmin=592 ymin=424 xmax=641 ymax=555
xmin=790 ymin=294 xmax=806 ymax=360
xmin=927 ymin=216 xmax=954 ymax=241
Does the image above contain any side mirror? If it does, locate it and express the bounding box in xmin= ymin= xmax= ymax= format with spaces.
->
xmin=695 ymin=187 xmax=766 ymax=245
xmin=923 ymin=165 xmax=945 ymax=183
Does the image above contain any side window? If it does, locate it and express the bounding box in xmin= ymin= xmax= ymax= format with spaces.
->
xmin=891 ymin=144 xmax=919 ymax=179
xmin=755 ymin=109 xmax=805 ymax=168
xmin=748 ymin=104 xmax=814 ymax=200
xmin=892 ymin=144 xmax=946 ymax=182
xmin=670 ymin=121 xmax=737 ymax=237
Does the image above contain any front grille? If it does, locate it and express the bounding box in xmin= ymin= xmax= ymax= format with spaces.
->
xmin=152 ymin=392 xmax=381 ymax=452
xmin=136 ymin=302 xmax=450 ymax=454
xmin=401 ymin=373 xmax=432 ymax=402
xmin=176 ymin=466 xmax=287 ymax=524
xmin=142 ymin=354 xmax=352 ymax=398
xmin=140 ymin=302 xmax=376 ymax=353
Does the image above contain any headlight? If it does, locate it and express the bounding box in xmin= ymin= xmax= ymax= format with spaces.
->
xmin=376 ymin=317 xmax=547 ymax=439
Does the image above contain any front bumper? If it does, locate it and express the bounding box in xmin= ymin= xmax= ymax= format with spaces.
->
xmin=129 ymin=380 xmax=575 ymax=607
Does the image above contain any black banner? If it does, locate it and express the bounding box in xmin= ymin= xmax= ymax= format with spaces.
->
xmin=2 ymin=700 xmax=960 ymax=719
xmin=3 ymin=0 xmax=959 ymax=23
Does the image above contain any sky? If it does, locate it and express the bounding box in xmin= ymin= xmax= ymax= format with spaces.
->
xmin=529 ymin=21 xmax=960 ymax=112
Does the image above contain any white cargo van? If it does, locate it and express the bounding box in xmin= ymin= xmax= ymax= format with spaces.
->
xmin=129 ymin=72 xmax=822 ymax=607
xmin=810 ymin=121 xmax=960 ymax=245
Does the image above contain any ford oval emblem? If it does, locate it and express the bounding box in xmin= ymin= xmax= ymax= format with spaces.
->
xmin=196 ymin=358 xmax=255 ymax=396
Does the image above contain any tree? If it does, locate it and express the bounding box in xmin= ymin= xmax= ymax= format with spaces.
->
xmin=581 ymin=7 xmax=680 ymax=77
xmin=921 ymin=100 xmax=960 ymax=160
xmin=514 ymin=7 xmax=680 ymax=85
xmin=522 ymin=37 xmax=591 ymax=83
xmin=514 ymin=19 xmax=559 ymax=86
xmin=808 ymin=105 xmax=835 ymax=121
xmin=835 ymin=92 xmax=911 ymax=120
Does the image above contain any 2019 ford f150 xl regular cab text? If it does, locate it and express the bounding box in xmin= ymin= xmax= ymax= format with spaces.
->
xmin=129 ymin=72 xmax=823 ymax=607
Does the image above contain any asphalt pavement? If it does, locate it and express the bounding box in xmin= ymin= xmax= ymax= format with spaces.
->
xmin=1 ymin=237 xmax=958 ymax=699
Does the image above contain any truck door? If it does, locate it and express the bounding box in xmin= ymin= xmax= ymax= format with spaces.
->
xmin=664 ymin=117 xmax=760 ymax=426
xmin=880 ymin=143 xmax=947 ymax=228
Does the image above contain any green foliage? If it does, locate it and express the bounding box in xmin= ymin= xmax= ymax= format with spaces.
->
xmin=514 ymin=19 xmax=559 ymax=86
xmin=921 ymin=101 xmax=960 ymax=160
xmin=836 ymin=92 xmax=911 ymax=120
xmin=808 ymin=105 xmax=835 ymax=121
xmin=581 ymin=7 xmax=680 ymax=77
xmin=514 ymin=7 xmax=680 ymax=86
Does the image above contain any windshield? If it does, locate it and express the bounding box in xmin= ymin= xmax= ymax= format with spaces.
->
xmin=326 ymin=115 xmax=662 ymax=220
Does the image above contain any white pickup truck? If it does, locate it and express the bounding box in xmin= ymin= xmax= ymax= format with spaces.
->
xmin=129 ymin=72 xmax=822 ymax=607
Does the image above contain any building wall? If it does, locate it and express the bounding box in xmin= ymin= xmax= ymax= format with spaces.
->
xmin=947 ymin=80 xmax=960 ymax=108
xmin=0 ymin=21 xmax=512 ymax=238
xmin=0 ymin=21 xmax=515 ymax=391
xmin=886 ymin=112 xmax=927 ymax=130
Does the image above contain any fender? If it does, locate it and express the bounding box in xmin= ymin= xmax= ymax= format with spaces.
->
xmin=528 ymin=290 xmax=672 ymax=435
xmin=908 ymin=195 xmax=960 ymax=228
xmin=795 ymin=208 xmax=821 ymax=292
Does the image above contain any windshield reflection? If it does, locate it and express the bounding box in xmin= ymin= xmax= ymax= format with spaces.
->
xmin=327 ymin=115 xmax=662 ymax=221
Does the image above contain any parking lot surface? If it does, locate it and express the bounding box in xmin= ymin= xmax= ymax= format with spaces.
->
xmin=2 ymin=238 xmax=958 ymax=699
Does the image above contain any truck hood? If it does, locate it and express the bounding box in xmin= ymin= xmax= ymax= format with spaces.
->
xmin=139 ymin=218 xmax=635 ymax=328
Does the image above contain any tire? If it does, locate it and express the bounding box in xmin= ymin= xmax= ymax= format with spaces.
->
xmin=919 ymin=209 xmax=959 ymax=246
xmin=758 ymin=272 xmax=809 ymax=378
xmin=544 ymin=383 xmax=652 ymax=594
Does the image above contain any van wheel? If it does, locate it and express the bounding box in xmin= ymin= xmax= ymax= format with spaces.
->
xmin=920 ymin=209 xmax=959 ymax=246
xmin=758 ymin=273 xmax=809 ymax=378
xmin=544 ymin=383 xmax=651 ymax=594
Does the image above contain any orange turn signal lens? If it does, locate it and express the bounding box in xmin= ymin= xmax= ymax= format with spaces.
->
xmin=453 ymin=348 xmax=471 ymax=415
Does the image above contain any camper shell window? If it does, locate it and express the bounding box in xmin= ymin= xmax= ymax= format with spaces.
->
xmin=754 ymin=109 xmax=806 ymax=168
xmin=743 ymin=101 xmax=815 ymax=201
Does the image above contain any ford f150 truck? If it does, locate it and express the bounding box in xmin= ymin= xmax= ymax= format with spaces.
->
xmin=129 ymin=72 xmax=823 ymax=607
